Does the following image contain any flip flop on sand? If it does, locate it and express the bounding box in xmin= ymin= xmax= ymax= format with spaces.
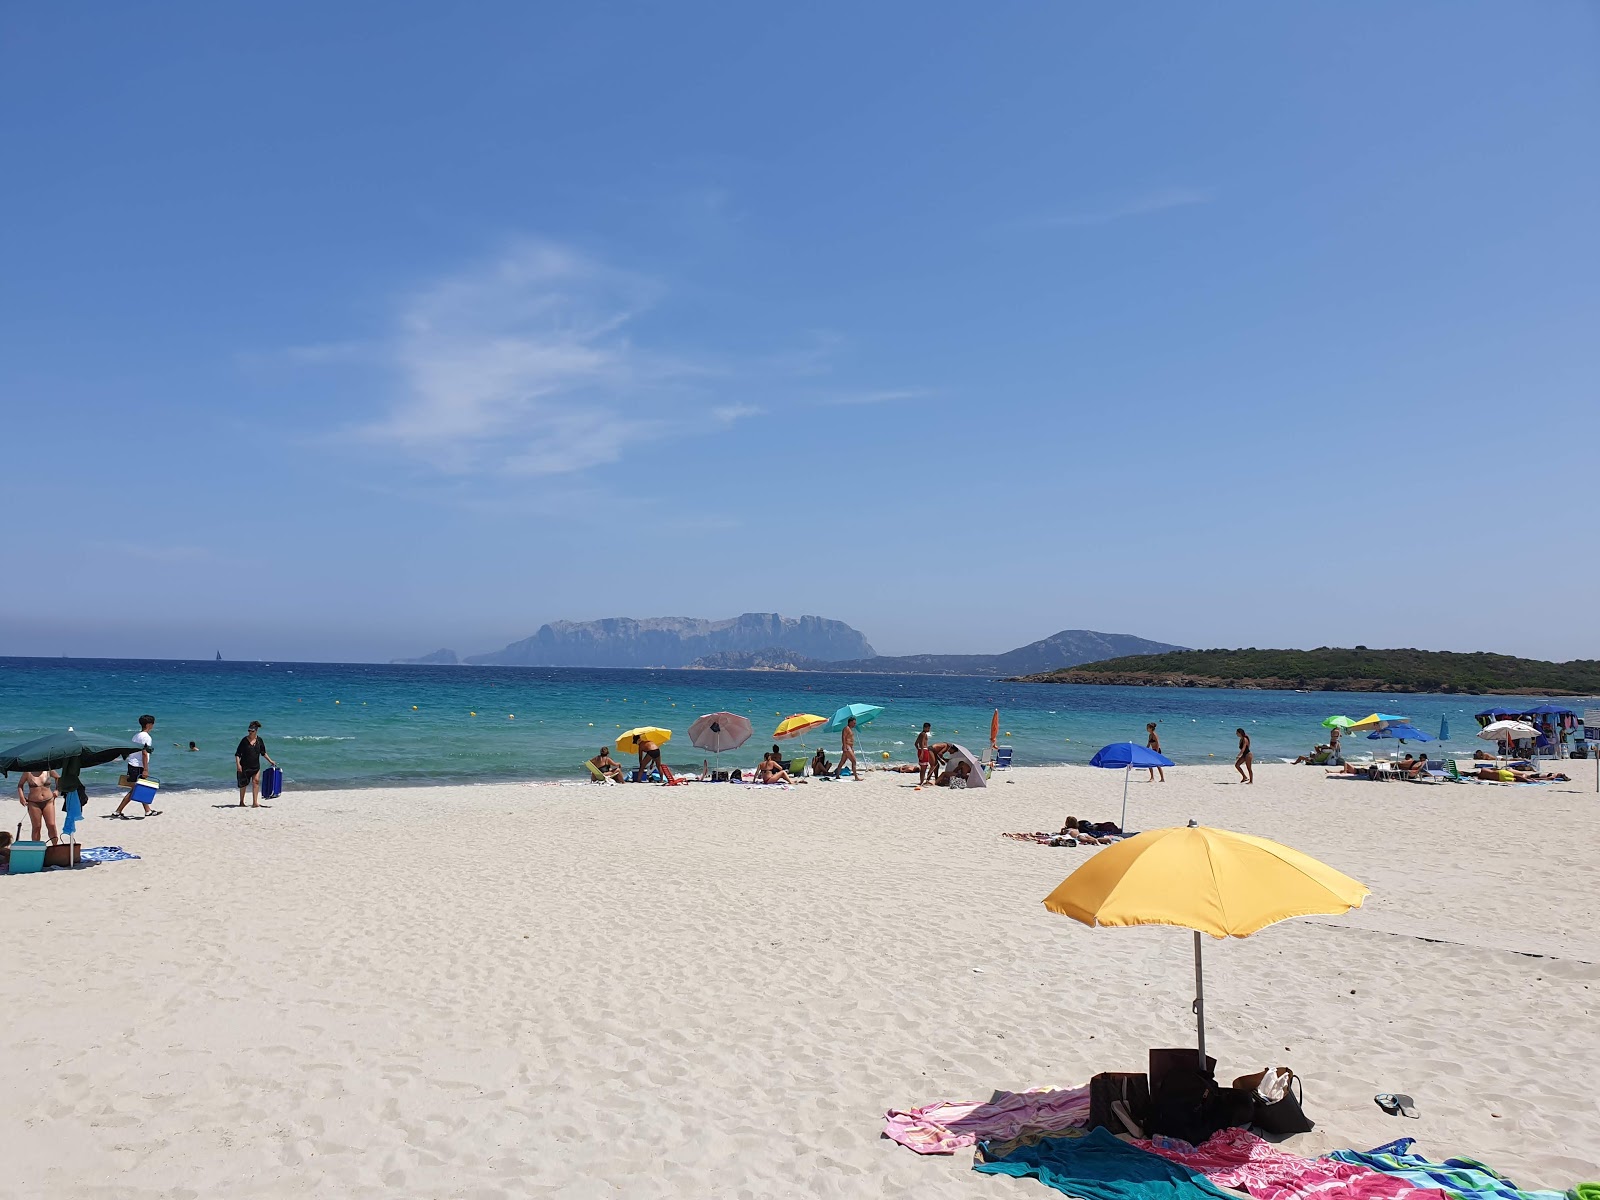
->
xmin=1374 ymin=1093 xmax=1419 ymax=1118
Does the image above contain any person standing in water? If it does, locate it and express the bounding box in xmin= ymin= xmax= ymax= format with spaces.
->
xmin=1145 ymin=723 xmax=1165 ymax=783
xmin=835 ymin=717 xmax=859 ymax=779
xmin=1235 ymin=727 xmax=1254 ymax=784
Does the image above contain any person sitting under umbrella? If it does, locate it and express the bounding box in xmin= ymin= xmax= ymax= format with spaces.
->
xmin=811 ymin=748 xmax=832 ymax=777
xmin=589 ymin=746 xmax=625 ymax=782
xmin=17 ymin=768 xmax=62 ymax=845
xmin=756 ymin=753 xmax=795 ymax=784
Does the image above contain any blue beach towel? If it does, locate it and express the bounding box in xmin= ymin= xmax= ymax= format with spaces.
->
xmin=976 ymin=1126 xmax=1236 ymax=1200
xmin=63 ymin=791 xmax=83 ymax=837
xmin=79 ymin=846 xmax=141 ymax=864
xmin=1331 ymin=1138 xmax=1566 ymax=1200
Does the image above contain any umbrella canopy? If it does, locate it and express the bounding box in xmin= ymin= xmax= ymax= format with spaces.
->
xmin=990 ymin=709 xmax=1001 ymax=749
xmin=1439 ymin=716 xmax=1450 ymax=742
xmin=1043 ymin=821 xmax=1369 ymax=1067
xmin=1320 ymin=715 xmax=1356 ymax=729
xmin=773 ymin=713 xmax=827 ymax=741
xmin=941 ymin=743 xmax=987 ymax=788
xmin=824 ymin=703 xmax=883 ymax=733
xmin=688 ymin=712 xmax=752 ymax=754
xmin=1089 ymin=742 xmax=1176 ymax=830
xmin=1366 ymin=724 xmax=1434 ymax=742
xmin=0 ymin=729 xmax=140 ymax=775
xmin=1475 ymin=706 xmax=1526 ymax=720
xmin=1478 ymin=720 xmax=1537 ymax=742
xmin=1521 ymin=704 xmax=1575 ymax=717
xmin=1348 ymin=712 xmax=1411 ymax=731
xmin=1088 ymin=742 xmax=1174 ymax=770
xmin=616 ymin=727 xmax=672 ymax=756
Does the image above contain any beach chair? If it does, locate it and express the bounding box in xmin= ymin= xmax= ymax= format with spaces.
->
xmin=584 ymin=760 xmax=610 ymax=783
xmin=789 ymin=757 xmax=809 ymax=777
xmin=1446 ymin=759 xmax=1478 ymax=783
xmin=992 ymin=746 xmax=1013 ymax=770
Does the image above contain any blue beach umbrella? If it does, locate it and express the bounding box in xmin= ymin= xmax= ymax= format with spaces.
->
xmin=1366 ymin=724 xmax=1434 ymax=744
xmin=1088 ymin=742 xmax=1175 ymax=832
xmin=823 ymin=703 xmax=884 ymax=733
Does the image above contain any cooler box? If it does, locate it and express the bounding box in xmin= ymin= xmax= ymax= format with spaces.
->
xmin=9 ymin=841 xmax=47 ymax=874
xmin=131 ymin=778 xmax=161 ymax=805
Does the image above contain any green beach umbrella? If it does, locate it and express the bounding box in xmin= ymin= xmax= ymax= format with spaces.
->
xmin=1321 ymin=715 xmax=1356 ymax=729
xmin=0 ymin=728 xmax=140 ymax=775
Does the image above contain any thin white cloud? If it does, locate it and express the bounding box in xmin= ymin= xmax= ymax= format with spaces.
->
xmin=287 ymin=238 xmax=923 ymax=477
xmin=1028 ymin=188 xmax=1214 ymax=229
xmin=817 ymin=388 xmax=930 ymax=407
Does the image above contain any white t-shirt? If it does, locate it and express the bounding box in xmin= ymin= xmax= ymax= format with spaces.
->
xmin=127 ymin=731 xmax=152 ymax=769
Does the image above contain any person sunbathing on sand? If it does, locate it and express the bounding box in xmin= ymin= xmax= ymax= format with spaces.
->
xmin=755 ymin=753 xmax=794 ymax=784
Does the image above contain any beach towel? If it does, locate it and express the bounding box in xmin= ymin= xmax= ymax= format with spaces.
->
xmin=884 ymin=1084 xmax=1090 ymax=1155
xmin=976 ymin=1125 xmax=1238 ymax=1200
xmin=1138 ymin=1127 xmax=1449 ymax=1200
xmin=79 ymin=846 xmax=140 ymax=864
xmin=1330 ymin=1139 xmax=1566 ymax=1200
xmin=63 ymin=791 xmax=83 ymax=837
xmin=1568 ymin=1185 xmax=1599 ymax=1200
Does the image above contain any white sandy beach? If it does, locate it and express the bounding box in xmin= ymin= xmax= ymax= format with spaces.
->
xmin=5 ymin=762 xmax=1598 ymax=1197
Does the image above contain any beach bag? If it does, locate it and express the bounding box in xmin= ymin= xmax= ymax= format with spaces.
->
xmin=261 ymin=767 xmax=283 ymax=800
xmin=1088 ymin=1072 xmax=1150 ymax=1137
xmin=1149 ymin=1066 xmax=1254 ymax=1143
xmin=1233 ymin=1068 xmax=1314 ymax=1135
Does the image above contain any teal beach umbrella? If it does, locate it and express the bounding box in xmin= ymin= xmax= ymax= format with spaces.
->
xmin=824 ymin=703 xmax=884 ymax=733
xmin=1438 ymin=716 xmax=1450 ymax=741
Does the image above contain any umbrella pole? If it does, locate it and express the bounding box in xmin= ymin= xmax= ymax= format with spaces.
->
xmin=1120 ymin=767 xmax=1130 ymax=832
xmin=1193 ymin=930 xmax=1207 ymax=1071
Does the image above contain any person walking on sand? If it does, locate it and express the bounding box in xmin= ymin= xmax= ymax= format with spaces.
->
xmin=1235 ymin=728 xmax=1254 ymax=784
xmin=113 ymin=714 xmax=160 ymax=818
xmin=1146 ymin=723 xmax=1165 ymax=783
xmin=235 ymin=721 xmax=278 ymax=807
xmin=834 ymin=716 xmax=859 ymax=779
xmin=916 ymin=722 xmax=933 ymax=784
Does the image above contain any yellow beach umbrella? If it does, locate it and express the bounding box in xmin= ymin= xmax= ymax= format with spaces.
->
xmin=616 ymin=726 xmax=672 ymax=755
xmin=773 ymin=713 xmax=828 ymax=740
xmin=1044 ymin=821 xmax=1368 ymax=1066
xmin=1347 ymin=712 xmax=1411 ymax=731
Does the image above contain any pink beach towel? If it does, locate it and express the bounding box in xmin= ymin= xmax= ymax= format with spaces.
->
xmin=884 ymin=1085 xmax=1091 ymax=1155
xmin=1138 ymin=1128 xmax=1451 ymax=1200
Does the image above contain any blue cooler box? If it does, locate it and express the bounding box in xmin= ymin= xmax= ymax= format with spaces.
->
xmin=131 ymin=779 xmax=161 ymax=806
xmin=9 ymin=841 xmax=47 ymax=874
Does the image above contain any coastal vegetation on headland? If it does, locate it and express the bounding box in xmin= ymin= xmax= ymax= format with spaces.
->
xmin=1011 ymin=647 xmax=1600 ymax=695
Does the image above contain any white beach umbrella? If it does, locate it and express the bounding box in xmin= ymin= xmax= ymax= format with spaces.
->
xmin=1478 ymin=720 xmax=1538 ymax=742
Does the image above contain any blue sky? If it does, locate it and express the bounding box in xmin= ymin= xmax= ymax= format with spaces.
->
xmin=3 ymin=3 xmax=1596 ymax=662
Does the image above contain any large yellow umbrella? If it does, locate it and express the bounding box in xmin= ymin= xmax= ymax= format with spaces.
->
xmin=773 ymin=713 xmax=827 ymax=740
xmin=1043 ymin=821 xmax=1369 ymax=1067
xmin=1347 ymin=712 xmax=1411 ymax=732
xmin=616 ymin=726 xmax=672 ymax=756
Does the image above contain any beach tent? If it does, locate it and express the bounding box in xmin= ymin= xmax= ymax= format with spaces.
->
xmin=1044 ymin=821 xmax=1369 ymax=1069
xmin=941 ymin=743 xmax=986 ymax=789
xmin=1088 ymin=741 xmax=1174 ymax=832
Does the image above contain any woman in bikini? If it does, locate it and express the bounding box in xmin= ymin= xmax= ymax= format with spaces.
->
xmin=1145 ymin=723 xmax=1165 ymax=783
xmin=1235 ymin=728 xmax=1253 ymax=784
xmin=17 ymin=768 xmax=62 ymax=845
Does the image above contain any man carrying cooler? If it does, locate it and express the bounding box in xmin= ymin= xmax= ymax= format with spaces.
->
xmin=235 ymin=721 xmax=279 ymax=808
xmin=113 ymin=714 xmax=160 ymax=819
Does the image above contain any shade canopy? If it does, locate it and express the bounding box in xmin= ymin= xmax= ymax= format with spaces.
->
xmin=1478 ymin=720 xmax=1538 ymax=742
xmin=772 ymin=713 xmax=827 ymax=741
xmin=1321 ymin=715 xmax=1356 ymax=729
xmin=942 ymin=743 xmax=987 ymax=788
xmin=824 ymin=703 xmax=883 ymax=733
xmin=1044 ymin=824 xmax=1369 ymax=939
xmin=688 ymin=712 xmax=752 ymax=754
xmin=1348 ymin=712 xmax=1412 ymax=731
xmin=616 ymin=726 xmax=672 ymax=756
xmin=1366 ymin=724 xmax=1434 ymax=742
xmin=1476 ymin=706 xmax=1527 ymax=719
xmin=1521 ymin=704 xmax=1575 ymax=717
xmin=0 ymin=729 xmax=141 ymax=775
xmin=1089 ymin=742 xmax=1174 ymax=770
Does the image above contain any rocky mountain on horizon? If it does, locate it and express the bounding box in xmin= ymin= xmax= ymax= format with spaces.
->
xmin=688 ymin=630 xmax=1186 ymax=675
xmin=465 ymin=614 xmax=875 ymax=669
xmin=390 ymin=648 xmax=459 ymax=666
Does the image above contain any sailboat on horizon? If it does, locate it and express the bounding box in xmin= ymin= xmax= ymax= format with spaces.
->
xmin=216 ymin=651 xmax=222 ymax=662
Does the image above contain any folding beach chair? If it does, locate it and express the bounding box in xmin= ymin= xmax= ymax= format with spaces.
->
xmin=992 ymin=746 xmax=1014 ymax=770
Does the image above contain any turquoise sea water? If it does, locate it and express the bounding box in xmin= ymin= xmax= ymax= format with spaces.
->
xmin=1 ymin=657 xmax=1575 ymax=793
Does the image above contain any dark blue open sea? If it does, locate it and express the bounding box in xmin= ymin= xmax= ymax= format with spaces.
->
xmin=0 ymin=657 xmax=1550 ymax=791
